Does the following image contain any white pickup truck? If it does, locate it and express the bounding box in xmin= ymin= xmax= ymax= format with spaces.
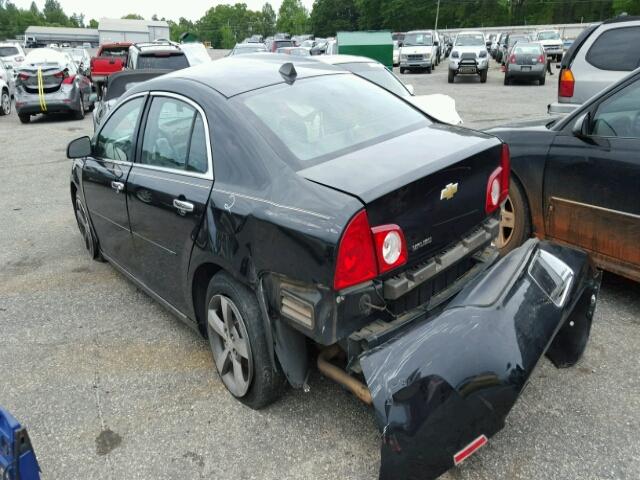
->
xmin=535 ymin=29 xmax=564 ymax=62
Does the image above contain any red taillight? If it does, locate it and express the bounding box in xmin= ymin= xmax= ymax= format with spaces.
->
xmin=538 ymin=54 xmax=545 ymax=63
xmin=559 ymin=68 xmax=575 ymax=98
xmin=454 ymin=435 xmax=488 ymax=466
xmin=62 ymin=74 xmax=76 ymax=85
xmin=371 ymin=225 xmax=408 ymax=274
xmin=508 ymin=54 xmax=516 ymax=64
xmin=334 ymin=211 xmax=408 ymax=290
xmin=486 ymin=144 xmax=510 ymax=214
xmin=334 ymin=210 xmax=377 ymax=290
xmin=17 ymin=72 xmax=30 ymax=81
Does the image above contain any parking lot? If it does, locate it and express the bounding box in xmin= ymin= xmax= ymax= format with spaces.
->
xmin=1 ymin=57 xmax=639 ymax=480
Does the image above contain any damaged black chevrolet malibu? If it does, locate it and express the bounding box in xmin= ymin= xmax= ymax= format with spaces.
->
xmin=66 ymin=55 xmax=601 ymax=479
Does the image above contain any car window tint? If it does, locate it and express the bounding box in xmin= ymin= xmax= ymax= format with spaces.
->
xmin=592 ymin=80 xmax=640 ymax=138
xmin=586 ymin=27 xmax=640 ymax=71
xmin=94 ymin=97 xmax=144 ymax=161
xmin=136 ymin=54 xmax=189 ymax=70
xmin=240 ymin=74 xmax=428 ymax=166
xmin=141 ymin=97 xmax=197 ymax=170
xmin=187 ymin=115 xmax=208 ymax=174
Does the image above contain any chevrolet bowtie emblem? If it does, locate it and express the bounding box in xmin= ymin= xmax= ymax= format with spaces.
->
xmin=440 ymin=182 xmax=459 ymax=200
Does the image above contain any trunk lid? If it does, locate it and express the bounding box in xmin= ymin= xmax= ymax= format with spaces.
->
xmin=17 ymin=64 xmax=65 ymax=93
xmin=299 ymin=124 xmax=502 ymax=266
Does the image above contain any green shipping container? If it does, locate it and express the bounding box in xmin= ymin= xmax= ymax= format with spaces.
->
xmin=336 ymin=31 xmax=394 ymax=69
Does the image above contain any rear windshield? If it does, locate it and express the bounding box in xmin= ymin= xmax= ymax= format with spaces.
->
xmin=238 ymin=74 xmax=428 ymax=167
xmin=101 ymin=47 xmax=128 ymax=57
xmin=342 ymin=62 xmax=410 ymax=98
xmin=274 ymin=40 xmax=293 ymax=48
xmin=456 ymin=33 xmax=484 ymax=46
xmin=509 ymin=36 xmax=530 ymax=44
xmin=515 ymin=44 xmax=543 ymax=55
xmin=0 ymin=46 xmax=19 ymax=56
xmin=137 ymin=54 xmax=189 ymax=70
xmin=404 ymin=33 xmax=433 ymax=46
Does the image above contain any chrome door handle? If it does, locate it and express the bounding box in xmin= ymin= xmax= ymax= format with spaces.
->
xmin=111 ymin=181 xmax=124 ymax=193
xmin=173 ymin=199 xmax=194 ymax=214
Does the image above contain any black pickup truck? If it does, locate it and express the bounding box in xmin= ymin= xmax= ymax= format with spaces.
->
xmin=67 ymin=55 xmax=601 ymax=479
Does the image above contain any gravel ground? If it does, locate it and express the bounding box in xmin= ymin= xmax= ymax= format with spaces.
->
xmin=1 ymin=55 xmax=639 ymax=480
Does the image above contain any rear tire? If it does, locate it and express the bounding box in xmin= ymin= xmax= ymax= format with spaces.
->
xmin=497 ymin=179 xmax=531 ymax=256
xmin=18 ymin=113 xmax=30 ymax=124
xmin=0 ymin=89 xmax=11 ymax=116
xmin=205 ymin=272 xmax=286 ymax=410
xmin=504 ymin=75 xmax=510 ymax=86
xmin=426 ymin=67 xmax=432 ymax=74
xmin=74 ymin=96 xmax=85 ymax=120
xmin=448 ymin=70 xmax=455 ymax=83
xmin=539 ymin=76 xmax=546 ymax=86
xmin=480 ymin=69 xmax=488 ymax=83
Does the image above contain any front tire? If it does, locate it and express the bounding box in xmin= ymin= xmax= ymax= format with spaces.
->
xmin=448 ymin=70 xmax=455 ymax=83
xmin=496 ymin=179 xmax=531 ymax=256
xmin=480 ymin=69 xmax=488 ymax=83
xmin=0 ymin=89 xmax=11 ymax=116
xmin=206 ymin=272 xmax=286 ymax=409
xmin=18 ymin=113 xmax=30 ymax=124
xmin=74 ymin=192 xmax=101 ymax=260
xmin=400 ymin=67 xmax=405 ymax=74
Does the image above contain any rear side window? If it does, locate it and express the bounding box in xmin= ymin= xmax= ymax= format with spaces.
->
xmin=586 ymin=27 xmax=640 ymax=71
xmin=140 ymin=96 xmax=208 ymax=174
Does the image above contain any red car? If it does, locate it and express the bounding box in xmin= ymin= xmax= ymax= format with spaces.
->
xmin=90 ymin=43 xmax=132 ymax=88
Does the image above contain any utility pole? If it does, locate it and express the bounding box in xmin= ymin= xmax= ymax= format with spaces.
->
xmin=434 ymin=0 xmax=441 ymax=31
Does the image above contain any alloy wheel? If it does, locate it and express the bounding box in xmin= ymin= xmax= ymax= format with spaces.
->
xmin=75 ymin=196 xmax=94 ymax=256
xmin=207 ymin=294 xmax=253 ymax=397
xmin=497 ymin=195 xmax=515 ymax=248
xmin=1 ymin=92 xmax=10 ymax=115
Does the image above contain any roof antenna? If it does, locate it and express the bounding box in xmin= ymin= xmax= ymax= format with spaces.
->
xmin=279 ymin=62 xmax=297 ymax=85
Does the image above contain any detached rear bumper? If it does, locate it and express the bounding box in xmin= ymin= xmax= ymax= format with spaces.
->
xmin=360 ymin=239 xmax=600 ymax=480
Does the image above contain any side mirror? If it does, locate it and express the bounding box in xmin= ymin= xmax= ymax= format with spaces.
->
xmin=67 ymin=136 xmax=92 ymax=159
xmin=406 ymin=84 xmax=415 ymax=95
xmin=434 ymin=41 xmax=439 ymax=46
xmin=572 ymin=112 xmax=590 ymax=138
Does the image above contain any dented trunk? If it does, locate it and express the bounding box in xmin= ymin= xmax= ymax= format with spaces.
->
xmin=359 ymin=239 xmax=601 ymax=480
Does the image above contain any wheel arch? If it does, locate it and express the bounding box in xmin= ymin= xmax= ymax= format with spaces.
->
xmin=509 ymin=171 xmax=533 ymax=236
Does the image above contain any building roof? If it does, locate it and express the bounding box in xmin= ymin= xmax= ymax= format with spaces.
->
xmin=24 ymin=26 xmax=98 ymax=36
xmin=98 ymin=18 xmax=169 ymax=33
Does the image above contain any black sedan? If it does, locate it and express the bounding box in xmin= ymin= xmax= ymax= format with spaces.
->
xmin=490 ymin=67 xmax=640 ymax=283
xmin=66 ymin=55 xmax=600 ymax=480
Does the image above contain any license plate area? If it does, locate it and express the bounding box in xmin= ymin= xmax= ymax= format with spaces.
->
xmin=459 ymin=67 xmax=477 ymax=74
xmin=521 ymin=66 xmax=532 ymax=71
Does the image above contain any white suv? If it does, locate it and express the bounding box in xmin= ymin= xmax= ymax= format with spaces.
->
xmin=0 ymin=42 xmax=26 ymax=78
xmin=448 ymin=31 xmax=489 ymax=83
xmin=399 ymin=30 xmax=438 ymax=74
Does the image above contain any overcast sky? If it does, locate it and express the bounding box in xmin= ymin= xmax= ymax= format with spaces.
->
xmin=13 ymin=0 xmax=316 ymax=23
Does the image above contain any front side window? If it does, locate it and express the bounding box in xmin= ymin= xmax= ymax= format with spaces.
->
xmin=592 ymin=80 xmax=640 ymax=138
xmin=239 ymin=74 xmax=428 ymax=167
xmin=94 ymin=97 xmax=144 ymax=161
xmin=586 ymin=27 xmax=640 ymax=71
xmin=141 ymin=96 xmax=208 ymax=173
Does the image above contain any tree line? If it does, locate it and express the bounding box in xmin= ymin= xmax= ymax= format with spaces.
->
xmin=2 ymin=0 xmax=640 ymax=48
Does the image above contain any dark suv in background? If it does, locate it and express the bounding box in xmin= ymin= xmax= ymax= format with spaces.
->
xmin=127 ymin=42 xmax=190 ymax=71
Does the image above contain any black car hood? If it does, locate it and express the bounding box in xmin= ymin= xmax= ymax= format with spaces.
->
xmin=298 ymin=124 xmax=499 ymax=204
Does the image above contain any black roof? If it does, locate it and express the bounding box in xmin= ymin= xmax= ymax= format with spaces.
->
xmin=161 ymin=53 xmax=344 ymax=98
xmin=105 ymin=69 xmax=170 ymax=101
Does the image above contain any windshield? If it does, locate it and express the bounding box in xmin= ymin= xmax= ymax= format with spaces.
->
xmin=0 ymin=46 xmax=19 ymax=57
xmin=239 ymin=74 xmax=427 ymax=167
xmin=455 ymin=33 xmax=485 ymax=46
xmin=137 ymin=54 xmax=189 ymax=70
xmin=537 ymin=31 xmax=560 ymax=40
xmin=403 ymin=33 xmax=433 ymax=46
xmin=342 ymin=62 xmax=410 ymax=98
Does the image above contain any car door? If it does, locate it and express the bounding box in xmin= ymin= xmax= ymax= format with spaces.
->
xmin=543 ymin=76 xmax=640 ymax=277
xmin=126 ymin=92 xmax=213 ymax=312
xmin=82 ymin=94 xmax=146 ymax=266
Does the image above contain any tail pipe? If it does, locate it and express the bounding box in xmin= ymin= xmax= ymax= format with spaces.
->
xmin=317 ymin=345 xmax=372 ymax=405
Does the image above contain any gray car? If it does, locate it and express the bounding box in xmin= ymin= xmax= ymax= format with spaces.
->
xmin=549 ymin=16 xmax=640 ymax=115
xmin=14 ymin=48 xmax=94 ymax=124
xmin=448 ymin=31 xmax=489 ymax=83
xmin=504 ymin=42 xmax=546 ymax=85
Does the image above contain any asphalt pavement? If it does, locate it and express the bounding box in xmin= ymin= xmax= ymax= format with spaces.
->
xmin=1 ymin=57 xmax=639 ymax=480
